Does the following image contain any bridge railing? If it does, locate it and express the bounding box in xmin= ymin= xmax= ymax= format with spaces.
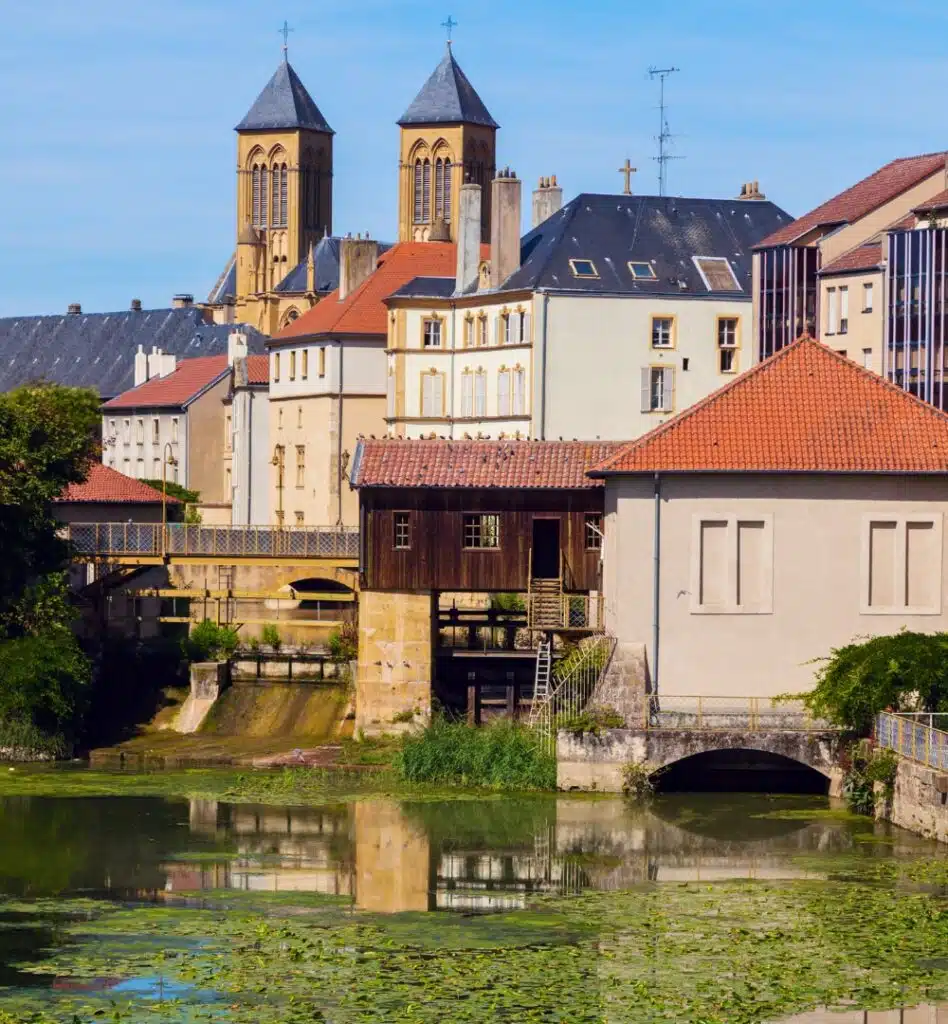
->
xmin=645 ymin=696 xmax=821 ymax=732
xmin=65 ymin=523 xmax=360 ymax=560
xmin=875 ymin=711 xmax=948 ymax=772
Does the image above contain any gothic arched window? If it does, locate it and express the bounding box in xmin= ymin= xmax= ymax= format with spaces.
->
xmin=278 ymin=164 xmax=288 ymax=227
xmin=435 ymin=158 xmax=452 ymax=221
xmin=252 ymin=165 xmax=262 ymax=227
xmin=413 ymin=158 xmax=432 ymax=224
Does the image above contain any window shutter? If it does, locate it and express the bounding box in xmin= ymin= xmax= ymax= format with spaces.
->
xmin=421 ymin=375 xmax=432 ymax=417
xmin=433 ymin=373 xmax=444 ymax=415
xmin=422 ymin=161 xmax=431 ymax=222
xmin=661 ymin=367 xmax=675 ymax=413
xmin=640 ymin=368 xmax=652 ymax=412
xmin=475 ymin=372 xmax=486 ymax=416
xmin=461 ymin=374 xmax=473 ymax=417
xmin=510 ymin=314 xmax=522 ymax=345
xmin=494 ymin=315 xmax=502 ymax=345
xmin=443 ymin=160 xmax=452 ymax=221
xmin=521 ymin=312 xmax=531 ymax=343
xmin=498 ymin=371 xmax=511 ymax=416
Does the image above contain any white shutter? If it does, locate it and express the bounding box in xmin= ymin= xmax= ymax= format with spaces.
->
xmin=511 ymin=313 xmax=522 ymax=345
xmin=434 ymin=373 xmax=444 ymax=415
xmin=826 ymin=289 xmax=837 ymax=333
xmin=475 ymin=372 xmax=486 ymax=416
xmin=461 ymin=374 xmax=473 ymax=417
xmin=494 ymin=315 xmax=503 ymax=346
xmin=661 ymin=367 xmax=675 ymax=413
xmin=513 ymin=369 xmax=526 ymax=414
xmin=422 ymin=375 xmax=433 ymax=417
xmin=386 ymin=372 xmax=395 ymax=418
xmin=640 ymin=368 xmax=652 ymax=412
xmin=498 ymin=371 xmax=511 ymax=416
xmin=521 ymin=312 xmax=532 ymax=344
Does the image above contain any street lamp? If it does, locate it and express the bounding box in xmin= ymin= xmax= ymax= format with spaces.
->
xmin=162 ymin=442 xmax=178 ymax=554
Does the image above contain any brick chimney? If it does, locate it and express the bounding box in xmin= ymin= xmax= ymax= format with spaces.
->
xmin=490 ymin=168 xmax=522 ymax=289
xmin=532 ymin=175 xmax=563 ymax=228
xmin=455 ymin=182 xmax=482 ymax=295
xmin=172 ymin=293 xmax=194 ymax=309
xmin=737 ymin=180 xmax=766 ymax=201
xmin=339 ymin=235 xmax=379 ymax=300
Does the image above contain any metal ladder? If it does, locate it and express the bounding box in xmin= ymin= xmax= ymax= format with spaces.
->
xmin=530 ymin=637 xmax=553 ymax=724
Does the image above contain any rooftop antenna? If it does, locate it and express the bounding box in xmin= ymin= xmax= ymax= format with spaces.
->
xmin=648 ymin=66 xmax=682 ymax=196
xmin=279 ymin=20 xmax=293 ymax=59
xmin=441 ymin=15 xmax=457 ymax=46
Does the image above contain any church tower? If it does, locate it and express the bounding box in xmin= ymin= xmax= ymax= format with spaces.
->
xmin=397 ymin=45 xmax=498 ymax=244
xmin=234 ymin=59 xmax=334 ymax=302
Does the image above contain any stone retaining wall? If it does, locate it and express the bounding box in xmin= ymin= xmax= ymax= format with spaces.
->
xmin=877 ymin=758 xmax=948 ymax=844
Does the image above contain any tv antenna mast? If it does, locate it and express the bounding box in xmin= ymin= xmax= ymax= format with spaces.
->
xmin=648 ymin=66 xmax=682 ymax=196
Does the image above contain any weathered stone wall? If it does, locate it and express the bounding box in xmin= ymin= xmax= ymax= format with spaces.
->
xmin=877 ymin=758 xmax=948 ymax=844
xmin=355 ymin=590 xmax=434 ymax=736
xmin=588 ymin=642 xmax=648 ymax=726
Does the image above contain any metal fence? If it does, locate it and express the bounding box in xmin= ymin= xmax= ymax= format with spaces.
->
xmin=525 ymin=593 xmax=604 ymax=632
xmin=875 ymin=711 xmax=948 ymax=772
xmin=645 ymin=695 xmax=821 ymax=733
xmin=66 ymin=523 xmax=360 ymax=560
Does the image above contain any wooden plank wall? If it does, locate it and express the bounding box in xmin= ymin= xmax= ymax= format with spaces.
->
xmin=363 ymin=488 xmax=604 ymax=592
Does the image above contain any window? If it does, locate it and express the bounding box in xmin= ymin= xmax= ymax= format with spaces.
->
xmin=301 ymin=350 xmax=308 ymax=380
xmin=463 ymin=317 xmax=474 ymax=348
xmin=290 ymin=351 xmax=297 ymax=380
xmin=274 ymin=353 xmax=281 ymax=382
xmin=152 ymin=457 xmax=161 ymax=477
xmin=226 ymin=466 xmax=232 ymax=494
xmin=122 ymin=419 xmax=130 ymax=444
xmin=568 ymin=258 xmax=599 ymax=279
xmin=474 ymin=369 xmax=486 ymax=416
xmin=463 ymin=513 xmax=500 ymax=549
xmin=717 ymin=317 xmax=739 ymax=374
xmin=423 ymin=318 xmax=442 ymax=348
xmin=421 ymin=372 xmax=444 ymax=417
xmin=690 ymin=515 xmax=774 ymax=614
xmin=693 ymin=256 xmax=742 ymax=292
xmin=461 ymin=371 xmax=474 ymax=417
xmin=172 ymin=462 xmax=179 ymax=484
xmin=108 ymin=418 xmax=116 ymax=439
xmin=519 ymin=309 xmax=531 ymax=343
xmin=295 ymin=446 xmax=305 ymax=488
xmin=641 ymin=366 xmax=675 ymax=412
xmin=275 ymin=509 xmax=285 ymax=526
xmin=862 ymin=348 xmax=872 ymax=370
xmin=651 ymin=316 xmax=674 ymax=348
xmin=413 ymin=158 xmax=432 ymax=223
xmin=498 ymin=369 xmax=511 ymax=416
xmin=171 ymin=417 xmax=178 ymax=443
xmin=295 ymin=511 xmax=304 ymax=526
xmin=135 ymin=419 xmax=144 ymax=444
xmin=863 ymin=282 xmax=874 ymax=313
xmin=585 ymin=513 xmax=603 ymax=551
xmin=394 ymin=512 xmax=411 ymax=550
xmin=318 ymin=347 xmax=326 ymax=378
xmin=434 ymin=158 xmax=452 ymax=220
xmin=502 ymin=312 xmax=513 ymax=345
xmin=122 ymin=457 xmax=131 ymax=475
xmin=839 ymin=286 xmax=849 ymax=334
xmin=628 ymin=261 xmax=657 ymax=280
xmin=825 ymin=288 xmax=837 ymax=335
xmin=477 ymin=315 xmax=488 ymax=347
xmin=297 ymin=406 xmax=303 ymax=429
xmin=251 ymin=164 xmax=268 ymax=228
xmin=512 ymin=367 xmax=526 ymax=415
xmin=862 ymin=515 xmax=943 ymax=614
xmin=135 ymin=458 xmax=145 ymax=479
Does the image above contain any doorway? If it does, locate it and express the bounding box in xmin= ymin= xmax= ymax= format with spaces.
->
xmin=531 ymin=518 xmax=560 ymax=579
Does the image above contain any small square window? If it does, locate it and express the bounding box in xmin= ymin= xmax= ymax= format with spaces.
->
xmin=628 ymin=261 xmax=657 ymax=280
xmin=585 ymin=513 xmax=603 ymax=550
xmin=423 ymin=319 xmax=442 ymax=348
xmin=568 ymin=259 xmax=599 ymax=279
xmin=463 ymin=513 xmax=500 ymax=549
xmin=651 ymin=316 xmax=674 ymax=348
xmin=394 ymin=512 xmax=411 ymax=550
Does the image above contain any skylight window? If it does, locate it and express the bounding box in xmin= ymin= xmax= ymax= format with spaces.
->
xmin=569 ymin=259 xmax=599 ymax=279
xmin=628 ymin=261 xmax=657 ymax=280
xmin=693 ymin=256 xmax=742 ymax=292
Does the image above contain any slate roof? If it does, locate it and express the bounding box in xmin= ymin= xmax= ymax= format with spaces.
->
xmin=351 ymin=438 xmax=622 ymax=490
xmin=496 ymin=193 xmax=789 ymax=296
xmin=208 ymin=258 xmax=237 ymax=303
xmin=57 ymin=463 xmax=177 ymax=505
xmin=102 ymin=355 xmax=230 ymax=411
xmin=0 ymin=307 xmax=265 ymax=400
xmin=388 ymin=276 xmax=457 ymax=300
xmin=398 ymin=45 xmax=498 ymax=129
xmin=591 ymin=336 xmax=948 ymax=476
xmin=235 ymin=60 xmax=333 ymax=133
xmin=272 ymin=238 xmax=394 ymax=295
xmin=756 ymin=152 xmax=948 ymax=248
xmin=819 ymin=241 xmax=884 ymax=276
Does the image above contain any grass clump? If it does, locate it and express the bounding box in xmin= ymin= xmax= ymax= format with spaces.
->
xmin=395 ymin=718 xmax=555 ymax=790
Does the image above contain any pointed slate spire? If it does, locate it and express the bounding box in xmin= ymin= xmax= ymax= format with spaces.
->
xmin=398 ymin=46 xmax=498 ymax=129
xmin=236 ymin=60 xmax=334 ymax=133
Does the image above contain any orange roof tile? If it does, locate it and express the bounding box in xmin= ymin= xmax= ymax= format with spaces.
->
xmin=102 ymin=356 xmax=229 ymax=410
xmin=57 ymin=463 xmax=178 ymax=504
xmin=819 ymin=242 xmax=883 ymax=275
xmin=246 ymin=354 xmax=269 ymax=384
xmin=592 ymin=336 xmax=948 ymax=475
xmin=914 ymin=188 xmax=948 ymax=213
xmin=352 ymin=439 xmax=623 ymax=490
xmin=272 ymin=242 xmax=488 ymax=342
xmin=757 ymin=152 xmax=948 ymax=248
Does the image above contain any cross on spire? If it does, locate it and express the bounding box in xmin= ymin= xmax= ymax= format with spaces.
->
xmin=441 ymin=15 xmax=457 ymax=44
xmin=279 ymin=20 xmax=293 ymax=58
xmin=618 ymin=158 xmax=637 ymax=196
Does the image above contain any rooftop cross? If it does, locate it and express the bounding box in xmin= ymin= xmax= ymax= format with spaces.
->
xmin=441 ymin=15 xmax=457 ymax=44
xmin=279 ymin=20 xmax=293 ymax=58
xmin=618 ymin=159 xmax=637 ymax=196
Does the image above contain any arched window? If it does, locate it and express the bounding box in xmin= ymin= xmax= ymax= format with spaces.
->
xmin=413 ymin=158 xmax=432 ymax=225
xmin=435 ymin=159 xmax=445 ymax=220
xmin=442 ymin=159 xmax=452 ymax=221
xmin=256 ymin=166 xmax=269 ymax=227
xmin=252 ymin=165 xmax=262 ymax=227
xmin=276 ymin=164 xmax=287 ymax=227
xmin=271 ymin=164 xmax=281 ymax=228
xmin=413 ymin=160 xmax=424 ymax=224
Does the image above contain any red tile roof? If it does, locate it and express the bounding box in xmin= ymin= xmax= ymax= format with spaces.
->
xmin=353 ymin=439 xmax=623 ymax=489
xmin=592 ymin=336 xmax=948 ymax=475
xmin=246 ymin=354 xmax=269 ymax=385
xmin=914 ymin=188 xmax=948 ymax=213
xmin=102 ymin=356 xmax=229 ymax=410
xmin=819 ymin=241 xmax=883 ymax=275
xmin=272 ymin=242 xmax=488 ymax=342
xmin=757 ymin=152 xmax=948 ymax=248
xmin=57 ymin=463 xmax=178 ymax=504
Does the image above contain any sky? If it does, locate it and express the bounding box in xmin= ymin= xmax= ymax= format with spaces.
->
xmin=2 ymin=0 xmax=948 ymax=317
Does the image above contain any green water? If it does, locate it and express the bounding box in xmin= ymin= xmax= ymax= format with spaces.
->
xmin=1 ymin=775 xmax=948 ymax=1022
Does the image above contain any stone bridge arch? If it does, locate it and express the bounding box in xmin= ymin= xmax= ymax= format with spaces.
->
xmin=645 ymin=730 xmax=841 ymax=779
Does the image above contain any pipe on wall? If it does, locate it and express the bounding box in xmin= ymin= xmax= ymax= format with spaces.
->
xmin=538 ymin=290 xmax=549 ymax=439
xmin=652 ymin=471 xmax=661 ymax=694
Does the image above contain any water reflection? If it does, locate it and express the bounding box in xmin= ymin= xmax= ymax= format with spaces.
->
xmin=775 ymin=1007 xmax=948 ymax=1022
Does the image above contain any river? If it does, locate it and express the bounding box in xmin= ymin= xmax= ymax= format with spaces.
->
xmin=1 ymin=776 xmax=948 ymax=1022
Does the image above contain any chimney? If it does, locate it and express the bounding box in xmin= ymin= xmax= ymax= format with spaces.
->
xmin=130 ymin=298 xmax=142 ymax=312
xmin=490 ymin=168 xmax=522 ymax=288
xmin=455 ymin=182 xmax=482 ymax=295
xmin=228 ymin=328 xmax=249 ymax=367
xmin=67 ymin=302 xmax=81 ymax=315
xmin=737 ymin=180 xmax=766 ymax=201
xmin=532 ymin=175 xmax=563 ymax=228
xmin=338 ymin=235 xmax=379 ymax=301
xmin=172 ymin=293 xmax=194 ymax=309
xmin=160 ymin=352 xmax=177 ymax=377
xmin=134 ymin=345 xmax=148 ymax=387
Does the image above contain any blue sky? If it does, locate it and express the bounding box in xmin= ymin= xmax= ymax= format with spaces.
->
xmin=3 ymin=0 xmax=948 ymax=316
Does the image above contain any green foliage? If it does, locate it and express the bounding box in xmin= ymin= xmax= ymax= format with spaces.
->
xmin=183 ymin=619 xmax=239 ymax=662
xmin=391 ymin=708 xmax=417 ymax=724
xmin=840 ymin=739 xmax=900 ymax=815
xmin=327 ymin=621 xmax=358 ymax=663
xmin=804 ymin=631 xmax=948 ymax=734
xmin=261 ymin=623 xmax=282 ymax=652
xmin=559 ymin=705 xmax=626 ymax=736
xmin=489 ymin=592 xmax=525 ymax=612
xmin=184 ymin=503 xmax=203 ymax=524
xmin=246 ymin=635 xmax=261 ymax=653
xmin=139 ymin=479 xmax=200 ymax=505
xmin=621 ymin=759 xmax=661 ymax=800
xmin=552 ymin=638 xmax=608 ymax=685
xmin=395 ymin=718 xmax=556 ymax=790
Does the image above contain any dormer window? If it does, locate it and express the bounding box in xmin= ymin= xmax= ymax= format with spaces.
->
xmin=569 ymin=259 xmax=599 ymax=279
xmin=693 ymin=256 xmax=741 ymax=292
xmin=628 ymin=261 xmax=657 ymax=280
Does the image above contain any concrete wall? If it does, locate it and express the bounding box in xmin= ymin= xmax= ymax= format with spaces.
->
xmin=819 ymin=269 xmax=884 ymax=374
xmin=356 ymin=590 xmax=434 ymax=736
xmin=879 ymin=758 xmax=948 ymax=844
xmin=186 ymin=376 xmax=230 ymax=504
xmin=605 ymin=473 xmax=948 ymax=698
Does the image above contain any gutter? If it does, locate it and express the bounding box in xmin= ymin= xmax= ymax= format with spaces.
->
xmin=538 ymin=290 xmax=549 ymax=440
xmin=337 ymin=341 xmax=344 ymax=526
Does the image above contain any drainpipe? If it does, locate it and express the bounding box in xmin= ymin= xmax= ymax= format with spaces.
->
xmin=337 ymin=341 xmax=344 ymax=526
xmin=449 ymin=301 xmax=457 ymax=438
xmin=538 ymin=290 xmax=549 ymax=439
xmin=652 ymin=472 xmax=661 ymax=695
xmin=246 ymin=391 xmax=253 ymax=524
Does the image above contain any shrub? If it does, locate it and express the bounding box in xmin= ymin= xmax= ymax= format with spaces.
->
xmin=841 ymin=739 xmax=900 ymax=815
xmin=490 ymin=592 xmax=525 ymax=612
xmin=621 ymin=760 xmax=661 ymax=801
xmin=261 ymin=623 xmax=282 ymax=652
xmin=327 ymin=622 xmax=358 ymax=663
xmin=183 ymin=620 xmax=239 ymax=662
xmin=391 ymin=708 xmax=417 ymax=724
xmin=559 ymin=705 xmax=626 ymax=736
xmin=246 ymin=635 xmax=260 ymax=654
xmin=395 ymin=718 xmax=556 ymax=790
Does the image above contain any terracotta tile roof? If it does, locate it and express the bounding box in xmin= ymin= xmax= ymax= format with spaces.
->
xmin=352 ymin=439 xmax=623 ymax=489
xmin=57 ymin=463 xmax=178 ymax=504
xmin=888 ymin=212 xmax=918 ymax=230
xmin=757 ymin=152 xmax=948 ymax=248
xmin=246 ymin=354 xmax=269 ymax=385
xmin=819 ymin=241 xmax=883 ymax=275
xmin=591 ymin=336 xmax=948 ymax=475
xmin=272 ymin=242 xmax=488 ymax=341
xmin=102 ymin=356 xmax=229 ymax=410
xmin=914 ymin=188 xmax=948 ymax=213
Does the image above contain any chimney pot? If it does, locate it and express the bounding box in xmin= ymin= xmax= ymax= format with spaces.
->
xmin=130 ymin=298 xmax=142 ymax=312
xmin=67 ymin=302 xmax=81 ymax=315
xmin=532 ymin=173 xmax=563 ymax=228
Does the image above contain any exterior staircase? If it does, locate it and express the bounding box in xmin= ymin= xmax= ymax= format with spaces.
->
xmin=528 ymin=577 xmax=564 ymax=630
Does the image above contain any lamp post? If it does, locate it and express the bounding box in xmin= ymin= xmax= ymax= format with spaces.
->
xmin=162 ymin=442 xmax=178 ymax=555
